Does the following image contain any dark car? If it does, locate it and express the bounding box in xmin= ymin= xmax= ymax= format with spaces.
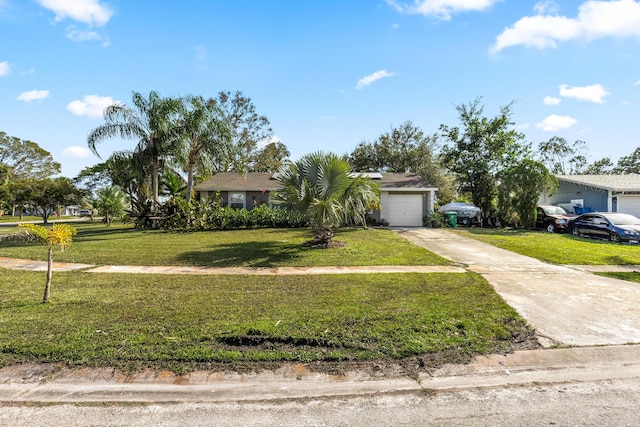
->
xmin=569 ymin=212 xmax=640 ymax=244
xmin=536 ymin=205 xmax=574 ymax=233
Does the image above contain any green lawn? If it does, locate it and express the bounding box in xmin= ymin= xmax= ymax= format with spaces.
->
xmin=0 ymin=222 xmax=451 ymax=267
xmin=0 ymin=269 xmax=532 ymax=372
xmin=455 ymin=228 xmax=640 ymax=265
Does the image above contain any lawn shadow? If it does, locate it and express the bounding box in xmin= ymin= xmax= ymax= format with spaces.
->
xmin=174 ymin=240 xmax=304 ymax=267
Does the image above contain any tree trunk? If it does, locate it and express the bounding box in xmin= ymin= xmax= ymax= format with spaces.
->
xmin=43 ymin=246 xmax=53 ymax=303
xmin=186 ymin=168 xmax=194 ymax=203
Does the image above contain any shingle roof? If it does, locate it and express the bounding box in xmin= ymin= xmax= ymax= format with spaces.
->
xmin=193 ymin=172 xmax=437 ymax=191
xmin=193 ymin=172 xmax=280 ymax=191
xmin=557 ymin=175 xmax=640 ymax=192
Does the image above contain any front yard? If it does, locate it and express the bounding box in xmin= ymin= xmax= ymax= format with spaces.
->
xmin=0 ymin=222 xmax=536 ymax=373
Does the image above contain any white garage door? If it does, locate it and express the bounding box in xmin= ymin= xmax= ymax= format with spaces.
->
xmin=617 ymin=196 xmax=640 ymax=219
xmin=387 ymin=194 xmax=423 ymax=226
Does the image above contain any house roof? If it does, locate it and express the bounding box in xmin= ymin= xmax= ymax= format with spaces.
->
xmin=193 ymin=172 xmax=437 ymax=192
xmin=557 ymin=175 xmax=640 ymax=192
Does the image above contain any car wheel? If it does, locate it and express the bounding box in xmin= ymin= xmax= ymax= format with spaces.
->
xmin=571 ymin=227 xmax=580 ymax=237
xmin=545 ymin=223 xmax=556 ymax=233
xmin=461 ymin=218 xmax=469 ymax=225
xmin=609 ymin=233 xmax=621 ymax=244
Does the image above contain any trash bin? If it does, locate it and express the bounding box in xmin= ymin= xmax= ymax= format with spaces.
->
xmin=444 ymin=211 xmax=457 ymax=228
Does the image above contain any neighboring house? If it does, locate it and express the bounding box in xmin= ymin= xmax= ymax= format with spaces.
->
xmin=539 ymin=175 xmax=640 ymax=218
xmin=193 ymin=172 xmax=438 ymax=227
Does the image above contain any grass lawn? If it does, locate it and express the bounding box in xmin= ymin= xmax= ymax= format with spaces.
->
xmin=0 ymin=269 xmax=533 ymax=373
xmin=455 ymin=228 xmax=640 ymax=265
xmin=0 ymin=222 xmax=451 ymax=267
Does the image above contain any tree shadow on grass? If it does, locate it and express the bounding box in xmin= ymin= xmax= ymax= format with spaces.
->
xmin=173 ymin=241 xmax=305 ymax=267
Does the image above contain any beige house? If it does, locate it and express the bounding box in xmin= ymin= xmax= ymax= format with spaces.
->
xmin=193 ymin=172 xmax=437 ymax=227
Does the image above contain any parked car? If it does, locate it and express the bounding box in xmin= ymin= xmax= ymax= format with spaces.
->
xmin=77 ymin=209 xmax=92 ymax=216
xmin=569 ymin=212 xmax=640 ymax=244
xmin=536 ymin=205 xmax=574 ymax=233
xmin=438 ymin=202 xmax=482 ymax=225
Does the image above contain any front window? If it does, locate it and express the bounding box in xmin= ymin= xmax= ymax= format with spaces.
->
xmin=229 ymin=193 xmax=245 ymax=209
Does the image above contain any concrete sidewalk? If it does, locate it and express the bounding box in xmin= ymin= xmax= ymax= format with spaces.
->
xmin=1 ymin=345 xmax=639 ymax=403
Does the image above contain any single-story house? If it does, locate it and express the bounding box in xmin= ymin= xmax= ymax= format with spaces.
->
xmin=193 ymin=172 xmax=438 ymax=227
xmin=539 ymin=175 xmax=640 ymax=217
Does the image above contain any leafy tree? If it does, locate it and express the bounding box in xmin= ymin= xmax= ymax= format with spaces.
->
xmin=161 ymin=170 xmax=186 ymax=200
xmin=584 ymin=157 xmax=614 ymax=175
xmin=347 ymin=121 xmax=456 ymax=203
xmin=30 ymin=178 xmax=80 ymax=223
xmin=251 ymin=140 xmax=290 ymax=172
xmin=0 ymin=132 xmax=61 ymax=180
xmin=613 ymin=147 xmax=640 ymax=174
xmin=87 ymin=91 xmax=182 ymax=213
xmin=18 ymin=223 xmax=76 ymax=303
xmin=497 ymin=160 xmax=557 ymax=228
xmin=173 ymin=95 xmax=234 ymax=201
xmin=209 ymin=91 xmax=273 ymax=172
xmin=95 ymin=186 xmax=127 ymax=226
xmin=537 ymin=136 xmax=588 ymax=175
xmin=274 ymin=152 xmax=380 ymax=247
xmin=440 ymin=98 xmax=528 ymax=223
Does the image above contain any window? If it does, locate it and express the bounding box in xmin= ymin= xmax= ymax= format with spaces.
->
xmin=229 ymin=193 xmax=245 ymax=209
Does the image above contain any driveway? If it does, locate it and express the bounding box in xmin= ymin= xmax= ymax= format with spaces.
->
xmin=396 ymin=228 xmax=640 ymax=347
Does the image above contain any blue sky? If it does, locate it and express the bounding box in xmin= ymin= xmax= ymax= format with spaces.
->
xmin=2 ymin=0 xmax=640 ymax=178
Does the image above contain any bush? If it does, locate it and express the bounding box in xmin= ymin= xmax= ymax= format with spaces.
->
xmin=156 ymin=200 xmax=309 ymax=231
xmin=424 ymin=211 xmax=447 ymax=228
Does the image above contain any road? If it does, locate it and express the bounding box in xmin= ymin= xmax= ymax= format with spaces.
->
xmin=2 ymin=377 xmax=639 ymax=426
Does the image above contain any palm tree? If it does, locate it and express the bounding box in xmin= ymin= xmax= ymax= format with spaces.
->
xmin=19 ymin=223 xmax=76 ymax=303
xmin=173 ymin=95 xmax=233 ymax=202
xmin=95 ymin=186 xmax=127 ymax=226
xmin=274 ymin=152 xmax=380 ymax=247
xmin=87 ymin=91 xmax=181 ymax=213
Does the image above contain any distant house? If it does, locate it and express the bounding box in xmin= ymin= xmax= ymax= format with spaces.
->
xmin=539 ymin=175 xmax=640 ymax=217
xmin=193 ymin=172 xmax=438 ymax=227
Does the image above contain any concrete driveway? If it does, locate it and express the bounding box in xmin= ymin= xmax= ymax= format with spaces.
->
xmin=396 ymin=228 xmax=640 ymax=347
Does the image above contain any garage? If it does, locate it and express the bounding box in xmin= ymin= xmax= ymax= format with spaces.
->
xmin=617 ymin=195 xmax=640 ymax=219
xmin=387 ymin=194 xmax=423 ymax=226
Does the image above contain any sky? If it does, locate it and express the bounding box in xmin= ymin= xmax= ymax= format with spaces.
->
xmin=1 ymin=0 xmax=640 ymax=178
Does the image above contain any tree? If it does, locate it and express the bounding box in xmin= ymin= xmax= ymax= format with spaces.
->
xmin=0 ymin=132 xmax=61 ymax=180
xmin=347 ymin=121 xmax=456 ymax=203
xmin=18 ymin=223 xmax=76 ymax=303
xmin=613 ymin=147 xmax=640 ymax=174
xmin=537 ymin=136 xmax=588 ymax=175
xmin=87 ymin=91 xmax=182 ymax=213
xmin=250 ymin=140 xmax=290 ymax=172
xmin=94 ymin=186 xmax=127 ymax=226
xmin=209 ymin=91 xmax=273 ymax=172
xmin=273 ymin=152 xmax=380 ymax=247
xmin=161 ymin=170 xmax=186 ymax=200
xmin=497 ymin=160 xmax=557 ymax=228
xmin=173 ymin=95 xmax=234 ymax=202
xmin=440 ymin=98 xmax=528 ymax=223
xmin=29 ymin=177 xmax=80 ymax=224
xmin=584 ymin=157 xmax=614 ymax=175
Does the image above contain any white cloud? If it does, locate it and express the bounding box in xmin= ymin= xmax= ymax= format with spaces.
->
xmin=67 ymin=95 xmax=116 ymax=118
xmin=559 ymin=83 xmax=609 ymax=103
xmin=37 ymin=0 xmax=113 ymax=26
xmin=0 ymin=61 xmax=10 ymax=77
xmin=635 ymin=79 xmax=640 ymax=85
xmin=535 ymin=114 xmax=577 ymax=131
xmin=66 ymin=26 xmax=101 ymax=42
xmin=62 ymin=146 xmax=92 ymax=158
xmin=16 ymin=89 xmax=50 ymax=102
xmin=356 ymin=70 xmax=396 ymax=90
xmin=533 ymin=0 xmax=559 ymax=15
xmin=492 ymin=0 xmax=640 ymax=53
xmin=544 ymin=96 xmax=561 ymax=105
xmin=387 ymin=0 xmax=501 ymax=21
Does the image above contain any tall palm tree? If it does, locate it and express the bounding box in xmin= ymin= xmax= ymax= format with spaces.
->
xmin=173 ymin=95 xmax=233 ymax=202
xmin=274 ymin=152 xmax=380 ymax=247
xmin=87 ymin=91 xmax=181 ymax=213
